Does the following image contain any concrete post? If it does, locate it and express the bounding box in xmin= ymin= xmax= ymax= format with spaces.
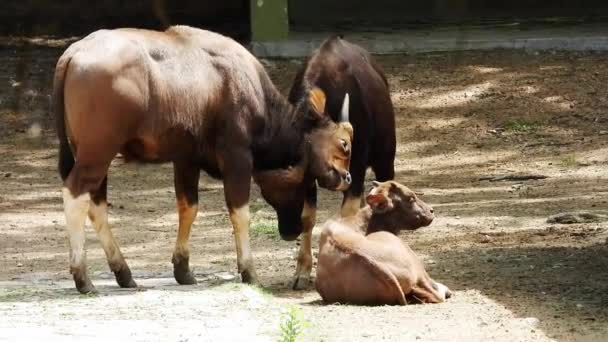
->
xmin=250 ymin=0 xmax=289 ymax=42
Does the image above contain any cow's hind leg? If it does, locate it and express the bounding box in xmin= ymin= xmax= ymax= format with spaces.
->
xmin=370 ymin=130 xmax=395 ymax=183
xmin=409 ymin=278 xmax=448 ymax=304
xmin=171 ymin=162 xmax=200 ymax=285
xmin=292 ymin=185 xmax=316 ymax=290
xmin=63 ymin=162 xmax=110 ymax=294
xmin=88 ymin=176 xmax=137 ymax=288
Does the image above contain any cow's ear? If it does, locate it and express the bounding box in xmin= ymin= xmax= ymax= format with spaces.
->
xmin=366 ymin=193 xmax=387 ymax=208
xmin=387 ymin=181 xmax=401 ymax=198
xmin=308 ymin=87 xmax=327 ymax=117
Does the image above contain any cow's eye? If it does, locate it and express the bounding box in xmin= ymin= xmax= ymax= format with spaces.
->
xmin=340 ymin=139 xmax=349 ymax=151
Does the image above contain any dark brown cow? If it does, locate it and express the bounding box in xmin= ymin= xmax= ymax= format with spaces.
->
xmin=53 ymin=26 xmax=353 ymax=294
xmin=287 ymin=37 xmax=395 ymax=289
xmin=288 ymin=36 xmax=396 ymax=222
xmin=315 ymin=181 xmax=452 ymax=305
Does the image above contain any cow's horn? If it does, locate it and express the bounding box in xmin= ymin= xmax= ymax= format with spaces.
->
xmin=340 ymin=93 xmax=350 ymax=122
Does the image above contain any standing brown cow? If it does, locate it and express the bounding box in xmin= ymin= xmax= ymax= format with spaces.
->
xmin=316 ymin=181 xmax=452 ymax=305
xmin=54 ymin=26 xmax=353 ymax=293
xmin=288 ymin=36 xmax=397 ymax=220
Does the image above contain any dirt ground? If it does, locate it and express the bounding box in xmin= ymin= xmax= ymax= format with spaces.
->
xmin=0 ymin=38 xmax=607 ymax=341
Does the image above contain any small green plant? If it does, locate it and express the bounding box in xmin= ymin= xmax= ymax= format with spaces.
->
xmin=278 ymin=306 xmax=309 ymax=342
xmin=506 ymin=120 xmax=540 ymax=133
xmin=560 ymin=154 xmax=577 ymax=167
xmin=250 ymin=220 xmax=279 ymax=239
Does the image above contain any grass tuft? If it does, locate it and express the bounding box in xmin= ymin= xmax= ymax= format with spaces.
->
xmin=250 ymin=219 xmax=280 ymax=240
xmin=560 ymin=154 xmax=577 ymax=168
xmin=505 ymin=120 xmax=540 ymax=133
xmin=278 ymin=305 xmax=309 ymax=342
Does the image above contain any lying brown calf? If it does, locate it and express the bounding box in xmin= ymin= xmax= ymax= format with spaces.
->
xmin=316 ymin=180 xmax=451 ymax=305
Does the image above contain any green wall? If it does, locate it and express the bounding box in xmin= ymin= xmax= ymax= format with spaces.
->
xmin=288 ymin=0 xmax=608 ymax=30
xmin=250 ymin=0 xmax=288 ymax=41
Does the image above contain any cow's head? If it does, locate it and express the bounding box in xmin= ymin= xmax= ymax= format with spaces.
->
xmin=366 ymin=180 xmax=434 ymax=230
xmin=253 ymin=88 xmax=353 ymax=241
xmin=304 ymin=88 xmax=353 ymax=192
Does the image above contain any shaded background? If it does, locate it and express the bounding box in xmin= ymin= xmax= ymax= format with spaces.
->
xmin=2 ymin=0 xmax=608 ymax=40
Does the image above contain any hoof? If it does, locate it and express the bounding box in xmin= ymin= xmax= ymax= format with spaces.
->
xmin=72 ymin=267 xmax=96 ymax=294
xmin=240 ymin=269 xmax=258 ymax=284
xmin=292 ymin=275 xmax=311 ymax=290
xmin=74 ymin=277 xmax=97 ymax=294
xmin=115 ymin=268 xmax=138 ymax=288
xmin=435 ymin=282 xmax=452 ymax=301
xmin=175 ymin=271 xmax=198 ymax=285
xmin=445 ymin=289 xmax=453 ymax=299
xmin=173 ymin=254 xmax=198 ymax=285
xmin=117 ymin=277 xmax=138 ymax=288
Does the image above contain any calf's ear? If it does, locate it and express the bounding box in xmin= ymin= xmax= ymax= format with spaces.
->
xmin=366 ymin=193 xmax=387 ymax=208
xmin=308 ymin=87 xmax=327 ymax=117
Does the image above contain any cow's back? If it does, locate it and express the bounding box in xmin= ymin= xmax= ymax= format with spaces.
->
xmin=59 ymin=26 xmax=270 ymax=166
xmin=322 ymin=38 xmax=396 ymax=170
xmin=294 ymin=37 xmax=394 ymax=134
xmin=316 ymin=222 xmax=407 ymax=305
xmin=65 ymin=26 xmax=265 ymax=125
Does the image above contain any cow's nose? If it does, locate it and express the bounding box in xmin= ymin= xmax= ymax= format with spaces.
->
xmin=344 ymin=171 xmax=352 ymax=185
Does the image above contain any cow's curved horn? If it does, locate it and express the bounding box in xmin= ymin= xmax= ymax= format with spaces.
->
xmin=340 ymin=93 xmax=350 ymax=122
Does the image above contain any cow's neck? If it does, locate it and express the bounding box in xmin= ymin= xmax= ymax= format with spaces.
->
xmin=350 ymin=206 xmax=403 ymax=235
xmin=344 ymin=206 xmax=374 ymax=234
xmin=252 ymin=78 xmax=310 ymax=171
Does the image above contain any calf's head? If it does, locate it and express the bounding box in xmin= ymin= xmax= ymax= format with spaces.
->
xmin=253 ymin=88 xmax=353 ymax=241
xmin=366 ymin=180 xmax=434 ymax=230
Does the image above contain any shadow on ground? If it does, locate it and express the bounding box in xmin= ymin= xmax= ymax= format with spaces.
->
xmin=426 ymin=241 xmax=608 ymax=341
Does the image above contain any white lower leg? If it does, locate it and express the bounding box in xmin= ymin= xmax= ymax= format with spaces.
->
xmin=89 ymin=200 xmax=137 ymax=288
xmin=229 ymin=205 xmax=255 ymax=276
xmin=172 ymin=200 xmax=198 ymax=284
xmin=294 ymin=202 xmax=315 ymax=280
xmin=174 ymin=201 xmax=197 ymax=258
xmin=88 ymin=201 xmax=123 ymax=267
xmin=62 ymin=188 xmax=91 ymax=270
xmin=435 ymin=282 xmax=451 ymax=301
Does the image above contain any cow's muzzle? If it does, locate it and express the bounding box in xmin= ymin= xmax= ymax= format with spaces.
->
xmin=277 ymin=212 xmax=303 ymax=241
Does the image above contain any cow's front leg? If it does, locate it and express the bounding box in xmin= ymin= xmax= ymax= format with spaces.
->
xmin=292 ymin=185 xmax=317 ymax=290
xmin=172 ymin=161 xmax=200 ymax=285
xmin=222 ymin=150 xmax=257 ymax=284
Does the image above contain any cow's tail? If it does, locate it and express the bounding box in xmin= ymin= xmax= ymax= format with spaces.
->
xmin=53 ymin=53 xmax=74 ymax=182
